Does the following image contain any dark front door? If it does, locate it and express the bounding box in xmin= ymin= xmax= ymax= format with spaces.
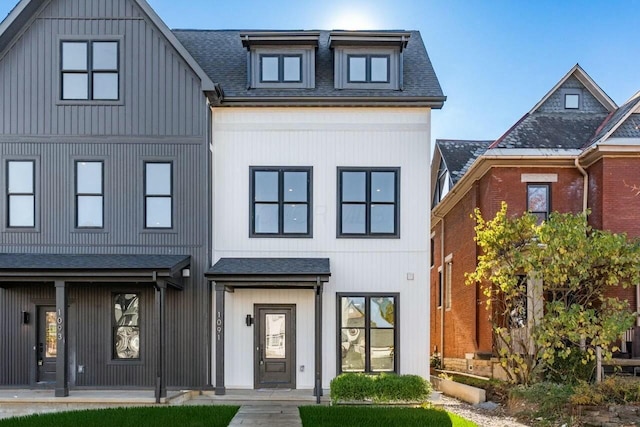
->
xmin=37 ymin=306 xmax=57 ymax=383
xmin=254 ymin=305 xmax=296 ymax=389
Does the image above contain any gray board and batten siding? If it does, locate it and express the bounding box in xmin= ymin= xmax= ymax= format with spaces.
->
xmin=0 ymin=0 xmax=211 ymax=389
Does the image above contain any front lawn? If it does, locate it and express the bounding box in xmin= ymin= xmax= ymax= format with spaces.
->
xmin=0 ymin=406 xmax=239 ymax=427
xmin=299 ymin=406 xmax=477 ymax=427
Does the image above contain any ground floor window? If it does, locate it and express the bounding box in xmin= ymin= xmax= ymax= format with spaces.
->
xmin=113 ymin=293 xmax=140 ymax=359
xmin=338 ymin=294 xmax=398 ymax=373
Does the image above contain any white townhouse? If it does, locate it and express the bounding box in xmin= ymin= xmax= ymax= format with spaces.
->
xmin=175 ymin=29 xmax=445 ymax=397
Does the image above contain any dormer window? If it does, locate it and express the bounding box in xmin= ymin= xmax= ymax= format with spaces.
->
xmin=260 ymin=54 xmax=302 ymax=83
xmin=347 ymin=54 xmax=390 ymax=83
xmin=565 ymin=93 xmax=580 ymax=109
xmin=330 ymin=31 xmax=409 ymax=90
xmin=241 ymin=32 xmax=319 ymax=89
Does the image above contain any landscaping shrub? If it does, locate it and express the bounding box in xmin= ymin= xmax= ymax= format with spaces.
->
xmin=509 ymin=381 xmax=574 ymax=426
xmin=330 ymin=373 xmax=431 ymax=403
xmin=571 ymin=377 xmax=640 ymax=406
xmin=544 ymin=348 xmax=595 ymax=384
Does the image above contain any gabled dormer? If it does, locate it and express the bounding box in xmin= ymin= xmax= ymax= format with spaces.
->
xmin=240 ymin=31 xmax=319 ymax=89
xmin=329 ymin=31 xmax=409 ymax=90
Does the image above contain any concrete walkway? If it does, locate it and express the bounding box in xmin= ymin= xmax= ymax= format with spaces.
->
xmin=228 ymin=403 xmax=302 ymax=426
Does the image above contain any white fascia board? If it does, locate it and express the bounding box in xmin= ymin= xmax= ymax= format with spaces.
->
xmin=599 ymin=138 xmax=640 ymax=146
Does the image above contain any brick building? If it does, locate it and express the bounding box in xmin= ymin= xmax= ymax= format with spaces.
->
xmin=431 ymin=64 xmax=640 ymax=375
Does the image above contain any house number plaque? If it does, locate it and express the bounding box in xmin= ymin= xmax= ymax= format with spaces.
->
xmin=216 ymin=311 xmax=222 ymax=341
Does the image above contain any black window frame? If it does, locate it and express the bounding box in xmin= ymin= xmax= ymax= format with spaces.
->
xmin=249 ymin=166 xmax=313 ymax=238
xmin=438 ymin=268 xmax=443 ymax=308
xmin=75 ymin=160 xmax=104 ymax=229
xmin=337 ymin=293 xmax=399 ymax=375
xmin=6 ymin=160 xmax=36 ymax=228
xmin=527 ymin=183 xmax=550 ymax=223
xmin=433 ymin=160 xmax=450 ymax=207
xmin=259 ymin=54 xmax=303 ymax=83
xmin=144 ymin=161 xmax=173 ymax=230
xmin=112 ymin=292 xmax=141 ymax=361
xmin=346 ymin=54 xmax=390 ymax=83
xmin=60 ymin=40 xmax=120 ymax=101
xmin=337 ymin=167 xmax=400 ymax=238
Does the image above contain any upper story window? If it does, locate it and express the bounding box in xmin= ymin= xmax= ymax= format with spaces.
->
xmin=7 ymin=160 xmax=35 ymax=228
xmin=564 ymin=93 xmax=580 ymax=109
xmin=348 ymin=54 xmax=390 ymax=83
xmin=330 ymin=31 xmax=409 ymax=90
xmin=261 ymin=54 xmax=302 ymax=83
xmin=61 ymin=41 xmax=119 ymax=101
xmin=337 ymin=167 xmax=399 ymax=238
xmin=76 ymin=161 xmax=103 ymax=228
xmin=433 ymin=160 xmax=451 ymax=207
xmin=527 ymin=183 xmax=550 ymax=223
xmin=144 ymin=162 xmax=172 ymax=229
xmin=250 ymin=167 xmax=312 ymax=237
xmin=241 ymin=32 xmax=319 ymax=89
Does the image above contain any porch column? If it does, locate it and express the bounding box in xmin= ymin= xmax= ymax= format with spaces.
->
xmin=155 ymin=280 xmax=167 ymax=403
xmin=314 ymin=277 xmax=323 ymax=403
xmin=214 ymin=283 xmax=226 ymax=395
xmin=54 ymin=280 xmax=68 ymax=397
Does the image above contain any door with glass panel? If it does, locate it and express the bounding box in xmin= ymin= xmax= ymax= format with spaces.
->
xmin=254 ymin=305 xmax=296 ymax=389
xmin=37 ymin=306 xmax=57 ymax=383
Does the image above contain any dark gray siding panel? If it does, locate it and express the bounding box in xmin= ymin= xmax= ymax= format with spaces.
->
xmin=0 ymin=0 xmax=204 ymax=137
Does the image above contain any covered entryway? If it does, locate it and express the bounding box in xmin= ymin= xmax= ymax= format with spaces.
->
xmin=205 ymin=257 xmax=330 ymax=403
xmin=0 ymin=253 xmax=190 ymax=402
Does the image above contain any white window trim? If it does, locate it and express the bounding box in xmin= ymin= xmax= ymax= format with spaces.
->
xmin=445 ymin=254 xmax=453 ymax=311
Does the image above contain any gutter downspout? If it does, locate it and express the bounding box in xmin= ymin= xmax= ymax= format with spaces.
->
xmin=574 ymin=157 xmax=588 ymax=214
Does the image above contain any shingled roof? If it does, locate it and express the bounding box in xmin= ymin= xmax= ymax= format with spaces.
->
xmin=208 ymin=258 xmax=330 ymax=276
xmin=436 ymin=139 xmax=492 ymax=185
xmin=587 ymin=93 xmax=640 ymax=147
xmin=0 ymin=253 xmax=190 ymax=271
xmin=172 ymin=29 xmax=444 ymax=104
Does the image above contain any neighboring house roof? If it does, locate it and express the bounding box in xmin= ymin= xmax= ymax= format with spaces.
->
xmin=491 ymin=113 xmax=609 ymax=150
xmin=172 ymin=29 xmax=445 ymax=106
xmin=490 ymin=65 xmax=615 ymax=150
xmin=587 ymin=92 xmax=640 ymax=146
xmin=436 ymin=139 xmax=492 ymax=185
xmin=207 ymin=258 xmax=330 ymax=277
xmin=0 ymin=0 xmax=216 ymax=92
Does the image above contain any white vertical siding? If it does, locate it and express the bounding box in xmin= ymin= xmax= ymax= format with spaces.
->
xmin=212 ymin=107 xmax=431 ymax=388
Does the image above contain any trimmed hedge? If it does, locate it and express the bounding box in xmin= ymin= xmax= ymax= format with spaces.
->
xmin=329 ymin=373 xmax=431 ymax=403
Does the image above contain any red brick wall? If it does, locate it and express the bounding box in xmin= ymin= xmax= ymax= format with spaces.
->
xmin=597 ymin=157 xmax=640 ymax=307
xmin=587 ymin=159 xmax=603 ymax=229
xmin=432 ymin=165 xmax=585 ymax=360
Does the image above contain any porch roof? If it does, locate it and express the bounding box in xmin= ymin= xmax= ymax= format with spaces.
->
xmin=0 ymin=253 xmax=190 ymax=289
xmin=206 ymin=257 xmax=330 ymax=286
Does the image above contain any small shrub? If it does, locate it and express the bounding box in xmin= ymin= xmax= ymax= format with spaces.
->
xmin=509 ymin=381 xmax=574 ymax=425
xmin=544 ymin=348 xmax=595 ymax=384
xmin=430 ymin=353 xmax=442 ymax=369
xmin=330 ymin=373 xmax=431 ymax=403
xmin=571 ymin=377 xmax=640 ymax=406
xmin=330 ymin=373 xmax=374 ymax=402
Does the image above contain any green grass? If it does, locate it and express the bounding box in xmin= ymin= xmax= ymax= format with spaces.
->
xmin=0 ymin=406 xmax=239 ymax=427
xmin=299 ymin=406 xmax=477 ymax=427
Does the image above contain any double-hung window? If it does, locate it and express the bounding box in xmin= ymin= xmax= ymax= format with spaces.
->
xmin=339 ymin=294 xmax=398 ymax=373
xmin=76 ymin=161 xmax=103 ymax=228
xmin=113 ymin=293 xmax=140 ymax=360
xmin=61 ymin=41 xmax=119 ymax=100
xmin=7 ymin=160 xmax=35 ymax=228
xmin=527 ymin=183 xmax=550 ymax=223
xmin=338 ymin=168 xmax=399 ymax=237
xmin=347 ymin=54 xmax=390 ymax=83
xmin=144 ymin=162 xmax=172 ymax=229
xmin=250 ymin=167 xmax=312 ymax=237
xmin=260 ymin=54 xmax=302 ymax=83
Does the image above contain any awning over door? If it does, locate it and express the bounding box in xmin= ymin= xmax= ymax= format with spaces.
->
xmin=0 ymin=253 xmax=190 ymax=288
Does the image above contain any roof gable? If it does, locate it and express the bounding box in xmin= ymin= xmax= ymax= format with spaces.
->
xmin=587 ymin=92 xmax=640 ymax=146
xmin=0 ymin=0 xmax=216 ymax=92
xmin=436 ymin=139 xmax=492 ymax=185
xmin=528 ymin=64 xmax=616 ymax=114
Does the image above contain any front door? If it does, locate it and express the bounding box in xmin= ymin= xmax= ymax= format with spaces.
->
xmin=254 ymin=305 xmax=296 ymax=389
xmin=37 ymin=306 xmax=57 ymax=383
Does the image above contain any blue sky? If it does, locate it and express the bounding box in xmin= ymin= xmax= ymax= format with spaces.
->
xmin=1 ymin=0 xmax=639 ymax=147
